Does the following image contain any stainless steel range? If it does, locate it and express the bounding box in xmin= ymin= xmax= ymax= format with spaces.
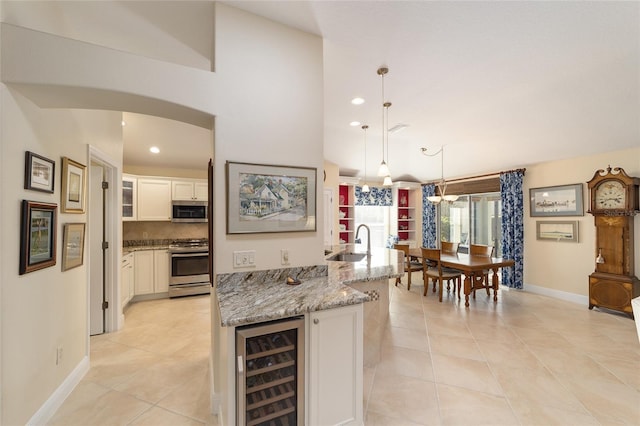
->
xmin=168 ymin=239 xmax=210 ymax=298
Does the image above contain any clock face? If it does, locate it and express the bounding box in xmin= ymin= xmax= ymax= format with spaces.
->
xmin=595 ymin=180 xmax=626 ymax=209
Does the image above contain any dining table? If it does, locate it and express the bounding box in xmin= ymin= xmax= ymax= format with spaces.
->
xmin=408 ymin=248 xmax=515 ymax=307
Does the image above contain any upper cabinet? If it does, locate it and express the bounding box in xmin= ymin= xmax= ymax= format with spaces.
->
xmin=122 ymin=175 xmax=207 ymax=221
xmin=137 ymin=178 xmax=172 ymax=221
xmin=172 ymin=179 xmax=208 ymax=201
xmin=122 ymin=174 xmax=137 ymax=221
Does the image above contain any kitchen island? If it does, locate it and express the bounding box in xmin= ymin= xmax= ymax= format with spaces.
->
xmin=212 ymin=245 xmax=403 ymax=425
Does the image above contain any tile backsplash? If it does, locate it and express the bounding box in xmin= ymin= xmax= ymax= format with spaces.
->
xmin=123 ymin=221 xmax=207 ymax=241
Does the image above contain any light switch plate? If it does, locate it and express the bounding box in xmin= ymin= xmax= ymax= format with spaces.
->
xmin=233 ymin=250 xmax=256 ymax=268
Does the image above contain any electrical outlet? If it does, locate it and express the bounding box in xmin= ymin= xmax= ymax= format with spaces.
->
xmin=281 ymin=249 xmax=289 ymax=265
xmin=56 ymin=345 xmax=63 ymax=365
xmin=233 ymin=250 xmax=256 ymax=268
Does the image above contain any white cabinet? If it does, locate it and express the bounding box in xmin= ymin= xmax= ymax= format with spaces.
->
xmin=134 ymin=250 xmax=155 ymax=295
xmin=172 ymin=179 xmax=208 ymax=201
xmin=154 ymin=249 xmax=169 ymax=293
xmin=133 ymin=249 xmax=169 ymax=296
xmin=307 ymin=304 xmax=363 ymax=426
xmin=121 ymin=252 xmax=134 ymax=307
xmin=122 ymin=175 xmax=137 ymax=221
xmin=137 ymin=178 xmax=172 ymax=221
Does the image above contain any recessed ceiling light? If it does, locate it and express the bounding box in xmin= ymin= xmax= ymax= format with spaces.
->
xmin=121 ymin=120 xmax=126 ymax=126
xmin=149 ymin=146 xmax=160 ymax=154
xmin=351 ymin=97 xmax=365 ymax=105
xmin=350 ymin=121 xmax=361 ymax=127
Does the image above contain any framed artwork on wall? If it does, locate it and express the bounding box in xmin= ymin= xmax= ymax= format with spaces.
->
xmin=61 ymin=157 xmax=86 ymax=213
xmin=24 ymin=151 xmax=55 ymax=193
xmin=20 ymin=200 xmax=57 ymax=275
xmin=62 ymin=223 xmax=86 ymax=271
xmin=226 ymin=161 xmax=317 ymax=234
xmin=529 ymin=183 xmax=584 ymax=217
xmin=536 ymin=220 xmax=579 ymax=242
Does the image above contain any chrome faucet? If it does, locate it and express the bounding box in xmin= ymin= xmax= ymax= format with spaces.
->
xmin=355 ymin=224 xmax=371 ymax=256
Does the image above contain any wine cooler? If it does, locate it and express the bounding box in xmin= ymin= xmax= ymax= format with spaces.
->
xmin=236 ymin=317 xmax=305 ymax=425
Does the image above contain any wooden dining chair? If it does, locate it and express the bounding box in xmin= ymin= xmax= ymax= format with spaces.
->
xmin=421 ymin=248 xmax=462 ymax=302
xmin=469 ymin=244 xmax=494 ymax=297
xmin=441 ymin=241 xmax=459 ymax=255
xmin=394 ymin=244 xmax=423 ymax=290
xmin=439 ymin=241 xmax=462 ymax=296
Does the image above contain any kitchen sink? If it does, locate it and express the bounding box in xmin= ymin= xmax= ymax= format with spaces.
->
xmin=327 ymin=252 xmax=367 ymax=262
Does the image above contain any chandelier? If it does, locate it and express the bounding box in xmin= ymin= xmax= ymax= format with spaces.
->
xmin=421 ymin=146 xmax=458 ymax=204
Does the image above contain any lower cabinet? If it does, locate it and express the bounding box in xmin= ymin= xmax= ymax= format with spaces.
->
xmin=134 ymin=249 xmax=169 ymax=296
xmin=121 ymin=252 xmax=134 ymax=307
xmin=307 ymin=304 xmax=363 ymax=426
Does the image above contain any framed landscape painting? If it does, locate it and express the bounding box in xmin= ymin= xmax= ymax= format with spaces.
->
xmin=62 ymin=223 xmax=86 ymax=271
xmin=24 ymin=151 xmax=55 ymax=193
xmin=20 ymin=200 xmax=57 ymax=274
xmin=226 ymin=161 xmax=317 ymax=234
xmin=61 ymin=157 xmax=87 ymax=213
xmin=529 ymin=183 xmax=583 ymax=217
xmin=536 ymin=220 xmax=579 ymax=242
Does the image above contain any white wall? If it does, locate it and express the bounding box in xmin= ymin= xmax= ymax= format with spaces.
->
xmin=524 ymin=147 xmax=640 ymax=299
xmin=0 ymin=87 xmax=122 ymax=425
xmin=213 ymin=4 xmax=324 ymax=273
xmin=0 ymin=0 xmax=215 ymax=71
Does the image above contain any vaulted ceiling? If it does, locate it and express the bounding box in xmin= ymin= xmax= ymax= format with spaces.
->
xmin=224 ymin=1 xmax=639 ymax=183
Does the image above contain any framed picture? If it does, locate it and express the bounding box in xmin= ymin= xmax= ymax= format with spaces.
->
xmin=61 ymin=157 xmax=86 ymax=213
xmin=529 ymin=183 xmax=584 ymax=217
xmin=24 ymin=151 xmax=55 ymax=193
xmin=20 ymin=200 xmax=57 ymax=275
xmin=62 ymin=223 xmax=86 ymax=271
xmin=536 ymin=220 xmax=579 ymax=242
xmin=226 ymin=161 xmax=317 ymax=234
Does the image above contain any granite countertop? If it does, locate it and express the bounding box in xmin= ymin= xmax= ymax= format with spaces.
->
xmin=326 ymin=244 xmax=404 ymax=285
xmin=216 ymin=245 xmax=403 ymax=327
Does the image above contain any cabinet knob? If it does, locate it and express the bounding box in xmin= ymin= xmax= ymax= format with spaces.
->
xmin=313 ymin=318 xmax=319 ymax=324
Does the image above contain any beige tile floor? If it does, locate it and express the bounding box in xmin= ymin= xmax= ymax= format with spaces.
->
xmin=49 ymin=277 xmax=640 ymax=425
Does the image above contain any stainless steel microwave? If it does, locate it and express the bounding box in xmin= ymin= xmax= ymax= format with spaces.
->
xmin=171 ymin=200 xmax=208 ymax=223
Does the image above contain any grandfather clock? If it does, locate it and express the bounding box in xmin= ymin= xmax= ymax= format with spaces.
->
xmin=586 ymin=165 xmax=640 ymax=317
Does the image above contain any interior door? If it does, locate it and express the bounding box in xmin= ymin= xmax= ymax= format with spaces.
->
xmin=89 ymin=163 xmax=105 ymax=335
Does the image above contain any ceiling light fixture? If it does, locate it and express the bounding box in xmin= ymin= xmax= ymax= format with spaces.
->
xmin=350 ymin=121 xmax=361 ymax=127
xmin=421 ymin=146 xmax=458 ymax=204
xmin=388 ymin=123 xmax=408 ymax=134
xmin=361 ymin=125 xmax=370 ymax=193
xmin=377 ymin=67 xmax=392 ymax=187
xmin=149 ymin=146 xmax=160 ymax=154
xmin=351 ymin=97 xmax=365 ymax=105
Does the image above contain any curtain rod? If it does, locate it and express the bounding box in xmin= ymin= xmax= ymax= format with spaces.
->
xmin=422 ymin=168 xmax=526 ymax=185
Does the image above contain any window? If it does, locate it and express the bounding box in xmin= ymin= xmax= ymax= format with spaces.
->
xmin=439 ymin=192 xmax=502 ymax=256
xmin=354 ymin=206 xmax=390 ymax=249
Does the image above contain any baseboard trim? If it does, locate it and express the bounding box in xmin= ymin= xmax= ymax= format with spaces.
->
xmin=524 ymin=283 xmax=589 ymax=306
xmin=27 ymin=355 xmax=90 ymax=425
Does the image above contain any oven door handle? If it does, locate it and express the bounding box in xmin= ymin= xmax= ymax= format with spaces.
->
xmin=170 ymin=252 xmax=208 ymax=258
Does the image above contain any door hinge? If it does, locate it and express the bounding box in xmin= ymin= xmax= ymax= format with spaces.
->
xmin=102 ymin=241 xmax=109 ymax=250
xmin=102 ymin=301 xmax=109 ymax=310
xmin=102 ymin=181 xmax=109 ymax=190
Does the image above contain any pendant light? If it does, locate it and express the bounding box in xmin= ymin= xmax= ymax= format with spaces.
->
xmin=361 ymin=125 xmax=370 ymax=193
xmin=377 ymin=67 xmax=391 ymax=181
xmin=421 ymin=146 xmax=458 ymax=204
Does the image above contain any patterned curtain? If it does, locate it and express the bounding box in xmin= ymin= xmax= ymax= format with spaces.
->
xmin=422 ymin=184 xmax=437 ymax=248
xmin=500 ymin=170 xmax=524 ymax=289
xmin=355 ymin=186 xmax=392 ymax=206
